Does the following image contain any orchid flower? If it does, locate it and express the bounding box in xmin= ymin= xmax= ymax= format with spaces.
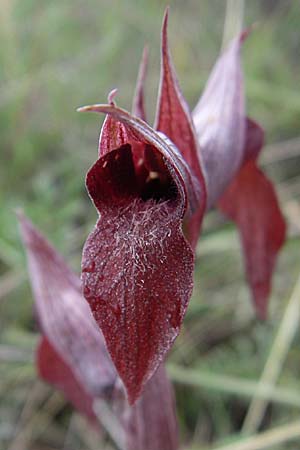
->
xmin=18 ymin=213 xmax=179 ymax=449
xmin=192 ymin=35 xmax=286 ymax=320
xmin=78 ymin=11 xmax=206 ymax=405
xmin=18 ymin=212 xmax=117 ymax=425
xmin=78 ymin=8 xmax=285 ymax=404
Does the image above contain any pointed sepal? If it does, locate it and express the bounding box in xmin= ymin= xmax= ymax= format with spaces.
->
xmin=218 ymin=120 xmax=286 ymax=318
xmin=155 ymin=8 xmax=207 ymax=247
xmin=132 ymin=46 xmax=149 ymax=122
xmin=193 ymin=35 xmax=245 ymax=208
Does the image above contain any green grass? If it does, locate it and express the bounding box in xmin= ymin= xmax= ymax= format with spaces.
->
xmin=1 ymin=1 xmax=300 ymax=449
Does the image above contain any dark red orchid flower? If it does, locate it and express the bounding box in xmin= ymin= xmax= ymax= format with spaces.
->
xmin=79 ymin=10 xmax=206 ymax=405
xmin=192 ymin=38 xmax=286 ymax=320
xmin=18 ymin=212 xmax=117 ymax=424
xmin=18 ymin=213 xmax=179 ymax=449
xmin=78 ymin=9 xmax=285 ymax=403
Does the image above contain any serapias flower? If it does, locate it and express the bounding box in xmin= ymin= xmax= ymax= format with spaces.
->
xmin=18 ymin=212 xmax=117 ymax=425
xmin=192 ymin=34 xmax=286 ymax=320
xmin=18 ymin=212 xmax=179 ymax=449
xmin=78 ymin=8 xmax=285 ymax=403
xmin=78 ymin=11 xmax=206 ymax=405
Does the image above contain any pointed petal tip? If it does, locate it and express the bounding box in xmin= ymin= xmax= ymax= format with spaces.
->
xmin=139 ymin=45 xmax=149 ymax=76
xmin=16 ymin=209 xmax=30 ymax=244
xmin=143 ymin=43 xmax=149 ymax=56
xmin=77 ymin=90 xmax=120 ymax=114
xmin=240 ymin=27 xmax=251 ymax=43
xmin=223 ymin=26 xmax=253 ymax=52
xmin=155 ymin=3 xmax=207 ymax=224
xmin=139 ymin=44 xmax=150 ymax=71
xmin=163 ymin=6 xmax=169 ymax=27
xmin=240 ymin=22 xmax=259 ymax=43
xmin=139 ymin=44 xmax=149 ymax=63
xmin=162 ymin=6 xmax=170 ymax=44
xmin=108 ymin=88 xmax=118 ymax=105
xmin=77 ymin=104 xmax=106 ymax=113
xmin=76 ymin=105 xmax=91 ymax=113
xmin=16 ymin=211 xmax=37 ymax=246
xmin=125 ymin=371 xmax=155 ymax=405
xmin=131 ymin=45 xmax=149 ymax=121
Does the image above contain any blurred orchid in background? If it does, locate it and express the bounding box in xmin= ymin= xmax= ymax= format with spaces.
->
xmin=18 ymin=212 xmax=116 ymax=426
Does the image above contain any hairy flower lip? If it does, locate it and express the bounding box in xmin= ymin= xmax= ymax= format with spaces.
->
xmin=81 ymin=190 xmax=195 ymax=404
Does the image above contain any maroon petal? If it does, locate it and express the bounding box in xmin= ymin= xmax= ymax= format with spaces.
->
xmin=218 ymin=158 xmax=286 ymax=319
xmin=18 ymin=213 xmax=117 ymax=397
xmin=98 ymin=91 xmax=130 ymax=157
xmin=193 ymin=35 xmax=245 ymax=209
xmin=99 ymin=114 xmax=129 ymax=157
xmin=155 ymin=9 xmax=207 ymax=247
xmin=99 ymin=92 xmax=148 ymax=186
xmin=123 ymin=365 xmax=179 ymax=450
xmin=79 ymin=104 xmax=196 ymax=403
xmin=132 ymin=46 xmax=149 ymax=122
xmin=37 ymin=337 xmax=98 ymax=426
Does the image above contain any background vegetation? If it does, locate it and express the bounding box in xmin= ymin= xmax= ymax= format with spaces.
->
xmin=1 ymin=0 xmax=300 ymax=449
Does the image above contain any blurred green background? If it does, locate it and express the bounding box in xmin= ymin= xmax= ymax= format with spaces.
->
xmin=1 ymin=0 xmax=300 ymax=449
